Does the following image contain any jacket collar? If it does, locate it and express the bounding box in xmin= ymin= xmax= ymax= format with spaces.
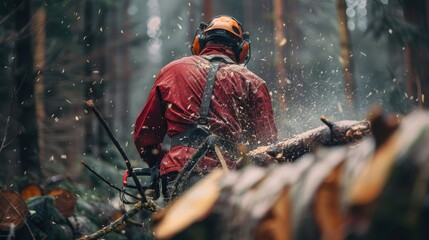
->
xmin=199 ymin=44 xmax=238 ymax=63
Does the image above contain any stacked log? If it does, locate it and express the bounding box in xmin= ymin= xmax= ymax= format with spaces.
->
xmin=0 ymin=183 xmax=129 ymax=239
xmin=152 ymin=109 xmax=429 ymax=240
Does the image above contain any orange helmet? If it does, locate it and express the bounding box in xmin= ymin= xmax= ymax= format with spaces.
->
xmin=205 ymin=16 xmax=244 ymax=40
xmin=192 ymin=15 xmax=251 ymax=65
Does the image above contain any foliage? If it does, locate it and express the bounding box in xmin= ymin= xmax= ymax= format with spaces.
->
xmin=368 ymin=0 xmax=429 ymax=47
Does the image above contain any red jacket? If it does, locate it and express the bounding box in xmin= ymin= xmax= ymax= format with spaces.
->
xmin=134 ymin=44 xmax=277 ymax=175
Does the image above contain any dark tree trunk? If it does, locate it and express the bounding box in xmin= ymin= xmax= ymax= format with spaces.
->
xmin=96 ymin=4 xmax=109 ymax=159
xmin=402 ymin=0 xmax=429 ymax=108
xmin=83 ymin=0 xmax=96 ymax=155
xmin=119 ymin=0 xmax=131 ymax=138
xmin=14 ymin=0 xmax=43 ymax=178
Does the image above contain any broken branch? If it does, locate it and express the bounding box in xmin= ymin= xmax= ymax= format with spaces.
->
xmin=85 ymin=99 xmax=147 ymax=202
xmin=249 ymin=119 xmax=372 ymax=164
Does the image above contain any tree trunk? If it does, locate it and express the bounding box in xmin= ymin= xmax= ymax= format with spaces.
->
xmin=14 ymin=0 xmax=43 ymax=178
xmin=273 ymin=0 xmax=288 ymax=117
xmin=96 ymin=4 xmax=109 ymax=160
xmin=402 ymin=0 xmax=429 ymax=108
xmin=336 ymin=0 xmax=356 ymax=110
xmin=243 ymin=0 xmax=253 ymax=30
xmin=31 ymin=4 xmax=47 ymax=163
xmin=285 ymin=0 xmax=301 ymax=102
xmin=119 ymin=0 xmax=131 ymax=138
xmin=83 ymin=0 xmax=96 ymax=156
xmin=202 ymin=0 xmax=213 ymax=21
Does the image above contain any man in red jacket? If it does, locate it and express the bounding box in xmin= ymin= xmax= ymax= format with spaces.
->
xmin=134 ymin=15 xmax=277 ymax=202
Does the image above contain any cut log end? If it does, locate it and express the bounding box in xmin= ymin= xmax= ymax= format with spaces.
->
xmin=47 ymin=188 xmax=77 ymax=218
xmin=20 ymin=183 xmax=43 ymax=200
xmin=0 ymin=190 xmax=29 ymax=231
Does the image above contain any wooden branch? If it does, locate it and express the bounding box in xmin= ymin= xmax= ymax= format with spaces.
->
xmin=77 ymin=200 xmax=160 ymax=240
xmin=248 ymin=118 xmax=372 ymax=164
xmin=85 ymin=99 xmax=147 ymax=202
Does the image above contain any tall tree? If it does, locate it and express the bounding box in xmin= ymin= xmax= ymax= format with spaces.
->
xmin=31 ymin=1 xmax=47 ymax=163
xmin=336 ymin=0 xmax=357 ymax=110
xmin=402 ymin=0 xmax=429 ymax=108
xmin=284 ymin=0 xmax=300 ymax=100
xmin=202 ymin=0 xmax=214 ymax=21
xmin=14 ymin=0 xmax=43 ymax=177
xmin=118 ymin=0 xmax=132 ymax=139
xmin=273 ymin=0 xmax=288 ymax=116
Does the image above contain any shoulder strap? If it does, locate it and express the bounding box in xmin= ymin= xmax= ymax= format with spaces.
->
xmin=197 ymin=60 xmax=221 ymax=125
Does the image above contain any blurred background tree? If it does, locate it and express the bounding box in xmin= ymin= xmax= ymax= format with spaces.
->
xmin=0 ymin=0 xmax=427 ymax=188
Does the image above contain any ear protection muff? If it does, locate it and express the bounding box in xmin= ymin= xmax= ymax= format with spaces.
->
xmin=236 ymin=32 xmax=251 ymax=65
xmin=191 ymin=22 xmax=208 ymax=55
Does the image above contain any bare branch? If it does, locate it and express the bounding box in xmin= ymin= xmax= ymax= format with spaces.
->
xmin=76 ymin=201 xmax=159 ymax=240
xmin=80 ymin=160 xmax=141 ymax=201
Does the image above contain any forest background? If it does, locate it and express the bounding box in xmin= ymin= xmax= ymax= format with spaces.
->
xmin=0 ymin=0 xmax=428 ymax=195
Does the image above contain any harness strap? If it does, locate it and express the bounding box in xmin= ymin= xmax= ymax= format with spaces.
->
xmin=197 ymin=60 xmax=221 ymax=125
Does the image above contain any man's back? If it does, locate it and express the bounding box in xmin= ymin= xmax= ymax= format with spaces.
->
xmin=134 ymin=44 xmax=277 ymax=175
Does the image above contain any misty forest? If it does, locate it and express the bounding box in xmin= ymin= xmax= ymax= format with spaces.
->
xmin=1 ymin=0 xmax=429 ymax=239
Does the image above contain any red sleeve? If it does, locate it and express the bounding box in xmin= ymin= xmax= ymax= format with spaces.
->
xmin=247 ymin=83 xmax=278 ymax=146
xmin=134 ymin=86 xmax=166 ymax=167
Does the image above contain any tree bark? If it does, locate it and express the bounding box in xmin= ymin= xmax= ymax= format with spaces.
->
xmin=336 ymin=0 xmax=356 ymax=110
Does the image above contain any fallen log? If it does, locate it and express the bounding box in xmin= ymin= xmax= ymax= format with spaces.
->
xmin=248 ymin=117 xmax=372 ymax=165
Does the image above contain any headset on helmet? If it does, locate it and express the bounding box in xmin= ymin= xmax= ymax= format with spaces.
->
xmin=191 ymin=15 xmax=251 ymax=65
